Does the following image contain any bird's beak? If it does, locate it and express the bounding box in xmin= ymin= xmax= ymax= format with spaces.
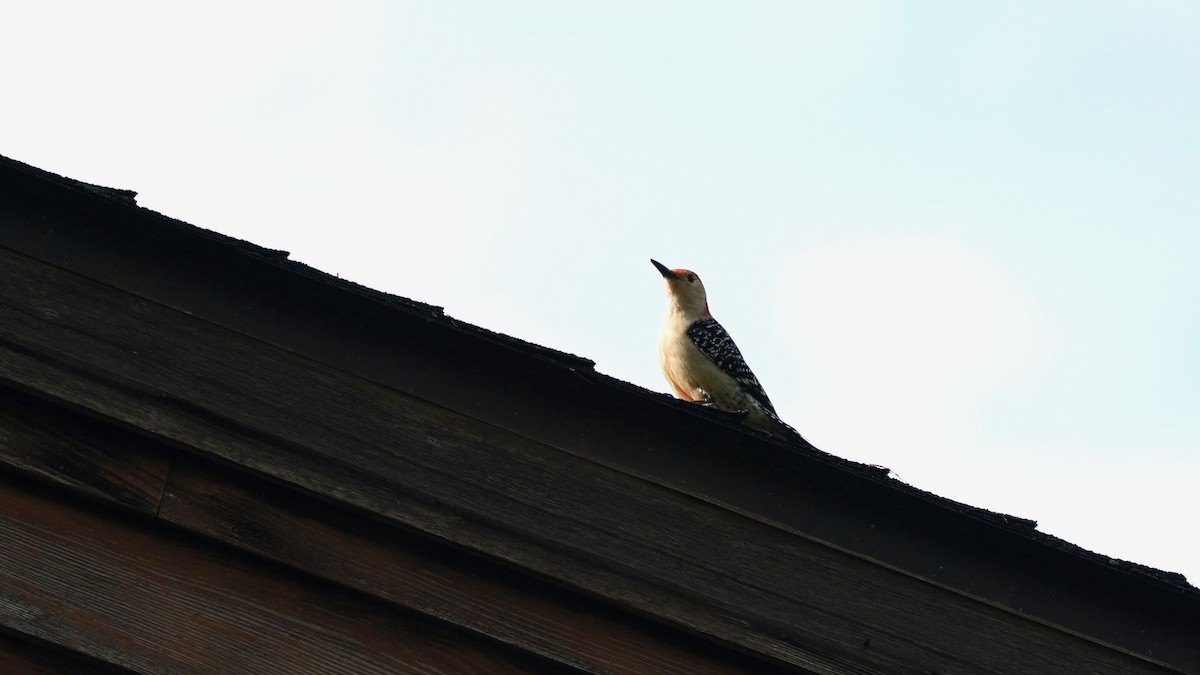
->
xmin=651 ymin=258 xmax=678 ymax=280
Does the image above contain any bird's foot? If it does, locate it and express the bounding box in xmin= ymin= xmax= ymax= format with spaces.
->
xmin=690 ymin=394 xmax=749 ymax=422
xmin=708 ymin=406 xmax=750 ymax=423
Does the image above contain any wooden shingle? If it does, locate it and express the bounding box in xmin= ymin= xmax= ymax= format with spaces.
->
xmin=1 ymin=154 xmax=1197 ymax=674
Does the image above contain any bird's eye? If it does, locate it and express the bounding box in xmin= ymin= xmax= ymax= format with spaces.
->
xmin=686 ymin=274 xmax=695 ymax=283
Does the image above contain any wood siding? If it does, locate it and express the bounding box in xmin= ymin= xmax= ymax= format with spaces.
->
xmin=0 ymin=229 xmax=1182 ymax=673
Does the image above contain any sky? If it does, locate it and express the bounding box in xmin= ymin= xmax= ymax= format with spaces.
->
xmin=4 ymin=2 xmax=1198 ymax=584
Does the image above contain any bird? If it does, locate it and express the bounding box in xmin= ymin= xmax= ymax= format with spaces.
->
xmin=650 ymin=258 xmax=805 ymax=443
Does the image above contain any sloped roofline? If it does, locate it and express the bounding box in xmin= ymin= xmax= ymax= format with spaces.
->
xmin=1 ymin=153 xmax=1196 ymax=668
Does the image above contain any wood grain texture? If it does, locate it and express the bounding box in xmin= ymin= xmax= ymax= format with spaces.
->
xmin=0 ymin=247 xmax=1178 ymax=674
xmin=0 ymin=474 xmax=570 ymax=675
xmin=4 ymin=166 xmax=1194 ymax=670
xmin=159 ymin=456 xmax=786 ymax=675
xmin=0 ymin=629 xmax=136 ymax=675
xmin=0 ymin=386 xmax=171 ymax=514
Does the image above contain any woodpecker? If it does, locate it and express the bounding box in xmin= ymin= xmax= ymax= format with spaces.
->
xmin=651 ymin=258 xmax=804 ymax=442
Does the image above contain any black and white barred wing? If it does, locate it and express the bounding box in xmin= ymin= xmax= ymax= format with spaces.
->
xmin=685 ymin=317 xmax=776 ymax=414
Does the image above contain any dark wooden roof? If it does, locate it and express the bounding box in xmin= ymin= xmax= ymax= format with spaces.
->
xmin=1 ymin=153 xmax=1197 ymax=674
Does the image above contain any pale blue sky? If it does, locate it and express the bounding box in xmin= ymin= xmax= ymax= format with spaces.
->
xmin=4 ymin=2 xmax=1198 ymax=583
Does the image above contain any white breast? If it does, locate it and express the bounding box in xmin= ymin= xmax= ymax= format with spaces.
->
xmin=657 ymin=317 xmax=744 ymax=407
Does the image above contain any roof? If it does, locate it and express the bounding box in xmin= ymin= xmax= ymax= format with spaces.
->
xmin=1 ymin=153 xmax=1198 ymax=673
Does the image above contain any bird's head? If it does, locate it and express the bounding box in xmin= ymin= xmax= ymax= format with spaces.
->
xmin=651 ymin=258 xmax=710 ymax=317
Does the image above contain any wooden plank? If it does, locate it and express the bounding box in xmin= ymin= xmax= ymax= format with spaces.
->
xmin=0 ymin=629 xmax=135 ymax=675
xmin=0 ymin=249 xmax=852 ymax=672
xmin=3 ymin=174 xmax=1194 ymax=670
xmin=0 ymin=247 xmax=1178 ymax=674
xmin=0 ymin=386 xmax=171 ymax=514
xmin=0 ymin=473 xmax=571 ymax=675
xmin=158 ymin=455 xmax=786 ymax=675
